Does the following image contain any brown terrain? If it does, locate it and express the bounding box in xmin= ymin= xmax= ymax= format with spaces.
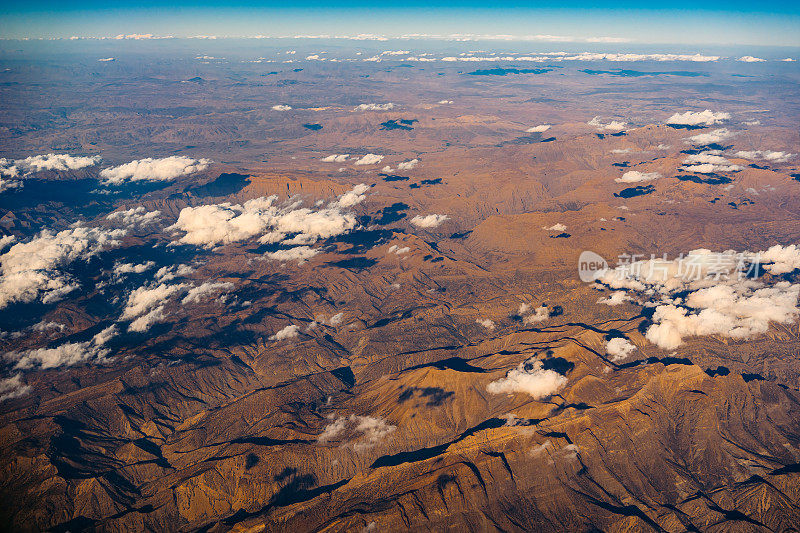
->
xmin=1 ymin=40 xmax=800 ymax=532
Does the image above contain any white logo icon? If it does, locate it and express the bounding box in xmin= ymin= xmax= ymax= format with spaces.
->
xmin=578 ymin=251 xmax=608 ymax=282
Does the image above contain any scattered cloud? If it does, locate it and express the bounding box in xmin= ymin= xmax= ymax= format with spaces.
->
xmin=354 ymin=103 xmax=395 ymax=111
xmin=155 ymin=264 xmax=194 ymax=282
xmin=666 ymin=110 xmax=730 ymax=127
xmin=681 ymin=153 xmax=742 ymax=174
xmin=321 ymin=154 xmax=349 ymax=162
xmin=606 ymin=337 xmax=636 ymax=362
xmin=19 ymin=153 xmax=100 ymax=172
xmin=354 ymin=154 xmax=384 ymax=165
xmin=272 ymin=104 xmax=292 ymax=111
xmin=685 ymin=128 xmax=736 ymax=146
xmin=760 ymin=244 xmax=800 ymax=274
xmin=396 ymin=159 xmax=419 ymax=170
xmin=410 ymin=214 xmax=449 ymax=228
xmin=100 ymin=156 xmax=210 ymax=185
xmin=114 ymin=33 xmax=160 ymax=40
xmin=735 ymin=150 xmax=794 ymax=163
xmin=588 ymin=116 xmax=625 ymax=131
xmin=264 ymin=246 xmax=319 ymax=263
xmin=0 ymin=374 xmax=31 ymax=402
xmin=597 ymin=291 xmax=628 ymax=306
xmin=487 ymin=357 xmax=568 ymax=399
xmin=113 ymin=261 xmax=156 ymax=276
xmin=542 ymin=223 xmax=567 ymax=231
xmin=6 ymin=335 xmax=111 ymax=370
xmin=169 ymin=186 xmax=366 ymax=248
xmin=738 ymin=56 xmax=766 ymax=62
xmin=0 ymin=225 xmax=125 ymax=309
xmin=106 ymin=206 xmax=161 ymax=230
xmin=182 ymin=281 xmax=234 ymax=305
xmin=317 ymin=414 xmax=396 ymax=451
xmin=120 ymin=282 xmax=187 ymax=332
xmin=270 ymin=324 xmax=300 ymax=340
xmin=526 ymin=124 xmax=551 ymax=133
xmin=387 ymin=244 xmax=410 ymax=254
xmin=331 ymin=183 xmax=370 ymax=208
xmin=595 ymin=248 xmax=800 ymax=350
xmin=615 ymin=171 xmax=662 ymax=183
xmin=523 ymin=305 xmax=553 ymax=324
xmin=476 ymin=318 xmax=496 ymax=330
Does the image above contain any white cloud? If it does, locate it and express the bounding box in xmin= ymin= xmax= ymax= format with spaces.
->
xmin=154 ymin=264 xmax=194 ymax=282
xmin=476 ymin=318 xmax=496 ymax=330
xmin=666 ymin=110 xmax=730 ymax=127
xmin=0 ymin=225 xmax=125 ymax=309
xmin=31 ymin=321 xmax=65 ymax=334
xmin=264 ymin=246 xmax=319 ymax=263
xmin=410 ymin=214 xmax=449 ymax=228
xmin=388 ymin=244 xmax=410 ymax=255
xmin=92 ymin=325 xmax=118 ymax=346
xmin=354 ymin=154 xmax=384 ymax=165
xmin=588 ymin=116 xmax=626 ymax=131
xmin=685 ymin=128 xmax=736 ymax=146
xmin=331 ymin=183 xmax=370 ymax=208
xmin=128 ymin=307 xmax=168 ymax=333
xmin=106 ymin=206 xmax=161 ymax=229
xmin=597 ymin=291 xmax=628 ymax=306
xmin=0 ymin=153 xmax=102 ymax=192
xmin=98 ymin=57 xmax=115 ymax=62
xmin=18 ymin=153 xmax=100 ymax=172
xmin=487 ymin=357 xmax=568 ymax=399
xmin=681 ymin=153 xmax=742 ymax=174
xmin=115 ymin=33 xmax=158 ymax=40
xmin=120 ymin=282 xmax=187 ymax=331
xmin=327 ymin=312 xmax=344 ymax=325
xmin=526 ymin=124 xmax=551 ymax=133
xmin=605 ymin=337 xmax=636 ymax=362
xmin=760 ymin=244 xmax=800 ymax=274
xmin=595 ymin=248 xmax=800 ymax=350
xmin=396 ymin=159 xmax=419 ymax=170
xmin=100 ymin=156 xmax=211 ymax=185
xmin=321 ymin=154 xmax=349 ymax=162
xmin=113 ymin=261 xmax=155 ymax=276
xmin=270 ymin=324 xmax=300 ymax=340
xmin=0 ymin=374 xmax=31 ymax=402
xmin=738 ymin=56 xmax=766 ymax=62
xmin=272 ymin=104 xmax=292 ymax=111
xmin=354 ymin=103 xmax=395 ymax=111
xmin=523 ymin=305 xmax=552 ymax=324
xmin=735 ymin=150 xmax=794 ymax=163
xmin=0 ymin=159 xmax=20 ymax=179
xmin=615 ymin=171 xmax=662 ymax=183
xmin=6 ymin=337 xmax=111 ymax=370
xmin=438 ymin=100 xmax=453 ymax=104
xmin=530 ymin=440 xmax=554 ymax=457
xmin=182 ymin=281 xmax=234 ymax=305
xmin=542 ymin=223 xmax=567 ymax=231
xmin=0 ymin=175 xmax=22 ymax=193
xmin=317 ymin=414 xmax=396 ymax=451
xmin=169 ymin=187 xmax=365 ymax=248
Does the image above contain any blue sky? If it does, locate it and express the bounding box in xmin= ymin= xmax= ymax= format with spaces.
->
xmin=1 ymin=1 xmax=799 ymax=46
